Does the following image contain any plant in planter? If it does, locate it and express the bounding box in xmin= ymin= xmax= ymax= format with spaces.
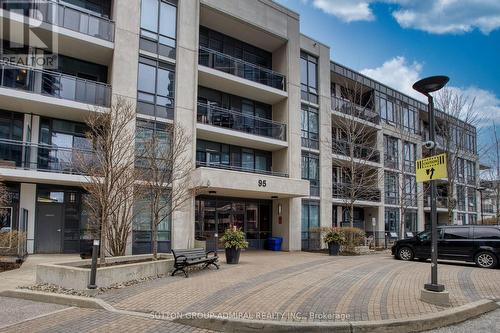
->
xmin=221 ymin=226 xmax=248 ymax=264
xmin=323 ymin=227 xmax=345 ymax=256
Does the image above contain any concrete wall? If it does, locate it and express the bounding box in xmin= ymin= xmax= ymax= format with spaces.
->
xmin=20 ymin=183 xmax=36 ymax=254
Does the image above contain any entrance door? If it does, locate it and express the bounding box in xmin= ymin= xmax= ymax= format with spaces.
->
xmin=36 ymin=204 xmax=63 ymax=253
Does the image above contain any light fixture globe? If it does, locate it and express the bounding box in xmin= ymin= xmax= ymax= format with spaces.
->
xmin=412 ymin=76 xmax=449 ymax=94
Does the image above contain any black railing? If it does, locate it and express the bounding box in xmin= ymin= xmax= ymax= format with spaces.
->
xmin=196 ymin=160 xmax=288 ymax=178
xmin=197 ymin=103 xmax=286 ymax=141
xmin=0 ymin=61 xmax=111 ymax=106
xmin=331 ymin=96 xmax=380 ymax=124
xmin=332 ymin=183 xmax=381 ymax=202
xmin=0 ymin=139 xmax=96 ymax=175
xmin=198 ymin=46 xmax=286 ymax=91
xmin=332 ymin=140 xmax=380 ymax=163
xmin=1 ymin=0 xmax=115 ymax=41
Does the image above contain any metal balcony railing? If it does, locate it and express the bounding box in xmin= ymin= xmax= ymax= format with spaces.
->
xmin=0 ymin=61 xmax=111 ymax=106
xmin=332 ymin=139 xmax=380 ymax=163
xmin=196 ymin=160 xmax=288 ymax=178
xmin=197 ymin=103 xmax=286 ymax=141
xmin=198 ymin=46 xmax=286 ymax=91
xmin=331 ymin=96 xmax=380 ymax=124
xmin=1 ymin=0 xmax=115 ymax=42
xmin=332 ymin=182 xmax=381 ymax=202
xmin=0 ymin=139 xmax=96 ymax=175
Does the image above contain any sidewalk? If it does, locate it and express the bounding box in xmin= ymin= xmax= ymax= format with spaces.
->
xmin=0 ymin=254 xmax=80 ymax=292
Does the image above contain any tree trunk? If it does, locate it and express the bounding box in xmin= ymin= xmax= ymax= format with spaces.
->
xmin=152 ymin=212 xmax=159 ymax=259
xmin=99 ymin=215 xmax=106 ymax=265
xmin=350 ymin=204 xmax=354 ymax=228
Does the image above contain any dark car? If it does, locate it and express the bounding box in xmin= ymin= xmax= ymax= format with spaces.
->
xmin=391 ymin=225 xmax=500 ymax=269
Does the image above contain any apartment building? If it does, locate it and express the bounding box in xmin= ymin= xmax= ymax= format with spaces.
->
xmin=0 ymin=0 xmax=481 ymax=255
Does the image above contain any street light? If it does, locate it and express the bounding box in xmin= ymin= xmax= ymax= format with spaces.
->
xmin=477 ymin=186 xmax=486 ymax=224
xmin=413 ymin=75 xmax=449 ymax=293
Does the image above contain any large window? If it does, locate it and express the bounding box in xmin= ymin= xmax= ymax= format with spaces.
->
xmin=402 ymin=104 xmax=418 ymax=133
xmin=403 ymin=142 xmax=416 ymax=173
xmin=385 ymin=208 xmax=400 ymax=235
xmin=0 ymin=111 xmax=23 ymax=166
xmin=385 ymin=171 xmax=399 ymax=205
xmin=135 ymin=120 xmax=170 ymax=170
xmin=300 ymin=51 xmax=318 ymax=104
xmin=466 ymin=160 xmax=476 ymax=184
xmin=301 ymin=104 xmax=319 ymax=149
xmin=133 ymin=195 xmax=171 ymax=254
xmin=456 ymin=158 xmax=465 ymax=183
xmin=384 ymin=135 xmax=399 ymax=169
xmin=137 ymin=56 xmax=175 ymax=119
xmin=301 ymin=200 xmax=320 ymax=250
xmin=404 ymin=210 xmax=417 ymax=234
xmin=403 ymin=175 xmax=417 ymax=207
xmin=302 ymin=152 xmax=319 ymax=196
xmin=457 ymin=185 xmax=466 ymax=211
xmin=467 ymin=187 xmax=477 ymax=212
xmin=379 ymin=94 xmax=395 ymax=124
xmin=196 ymin=140 xmax=273 ymax=175
xmin=140 ymin=0 xmax=177 ymax=58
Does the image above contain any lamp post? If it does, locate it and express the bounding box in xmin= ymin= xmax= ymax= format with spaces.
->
xmin=413 ymin=75 xmax=449 ymax=293
xmin=477 ymin=186 xmax=486 ymax=224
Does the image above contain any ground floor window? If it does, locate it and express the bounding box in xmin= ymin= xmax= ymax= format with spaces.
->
xmin=404 ymin=210 xmax=417 ymax=234
xmin=132 ymin=196 xmax=171 ymax=255
xmin=468 ymin=214 xmax=477 ymax=225
xmin=195 ymin=196 xmax=271 ymax=251
xmin=301 ymin=200 xmax=320 ymax=250
xmin=385 ymin=208 xmax=400 ymax=236
xmin=341 ymin=207 xmax=365 ymax=229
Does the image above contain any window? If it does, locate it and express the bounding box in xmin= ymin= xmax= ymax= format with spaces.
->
xmin=384 ymin=135 xmax=399 ymax=169
xmin=443 ymin=227 xmax=469 ymax=239
xmin=402 ymin=104 xmax=418 ymax=133
xmin=385 ymin=208 xmax=400 ymax=235
xmin=403 ymin=175 xmax=417 ymax=207
xmin=133 ymin=195 xmax=171 ymax=254
xmin=301 ymin=104 xmax=319 ymax=149
xmin=473 ymin=227 xmax=500 ymax=239
xmin=385 ymin=171 xmax=399 ymax=205
xmin=302 ymin=200 xmax=320 ymax=250
xmin=468 ymin=214 xmax=477 ymax=225
xmin=379 ymin=95 xmax=395 ymax=124
xmin=135 ymin=120 xmax=171 ymax=170
xmin=300 ymin=51 xmax=318 ymax=104
xmin=0 ymin=111 xmax=23 ymax=166
xmin=456 ymin=158 xmax=465 ymax=183
xmin=456 ymin=212 xmax=466 ymax=225
xmin=403 ymin=142 xmax=416 ymax=173
xmin=404 ymin=210 xmax=417 ymax=233
xmin=466 ymin=160 xmax=476 ymax=184
xmin=467 ymin=187 xmax=477 ymax=212
xmin=457 ymin=185 xmax=466 ymax=211
xmin=137 ymin=57 xmax=175 ymax=119
xmin=302 ymin=152 xmax=319 ymax=196
xmin=140 ymin=0 xmax=177 ymax=58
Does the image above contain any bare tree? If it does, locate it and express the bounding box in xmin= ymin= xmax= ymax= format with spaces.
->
xmin=140 ymin=123 xmax=198 ymax=259
xmin=331 ymin=80 xmax=382 ymax=228
xmin=434 ymin=88 xmax=481 ymax=225
xmin=80 ymin=97 xmax=142 ymax=262
xmin=483 ymin=123 xmax=500 ymax=224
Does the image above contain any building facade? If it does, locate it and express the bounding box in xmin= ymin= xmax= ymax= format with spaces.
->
xmin=0 ymin=0 xmax=482 ymax=255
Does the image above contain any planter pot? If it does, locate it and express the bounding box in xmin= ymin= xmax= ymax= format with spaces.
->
xmin=328 ymin=242 xmax=341 ymax=256
xmin=225 ymin=248 xmax=241 ymax=264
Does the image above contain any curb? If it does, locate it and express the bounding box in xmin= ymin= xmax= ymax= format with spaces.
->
xmin=173 ymin=299 xmax=499 ymax=333
xmin=0 ymin=289 xmax=113 ymax=311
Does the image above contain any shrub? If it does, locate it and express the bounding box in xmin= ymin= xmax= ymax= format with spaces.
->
xmin=0 ymin=230 xmax=26 ymax=255
xmin=322 ymin=227 xmax=346 ymax=245
xmin=341 ymin=227 xmax=366 ymax=253
xmin=221 ymin=226 xmax=249 ymax=249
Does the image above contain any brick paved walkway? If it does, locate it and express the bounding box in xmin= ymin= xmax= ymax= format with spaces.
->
xmin=96 ymin=251 xmax=500 ymax=322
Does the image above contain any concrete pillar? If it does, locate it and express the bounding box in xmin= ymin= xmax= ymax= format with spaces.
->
xmin=171 ymin=0 xmax=199 ymax=249
xmin=20 ymin=183 xmax=36 ymax=254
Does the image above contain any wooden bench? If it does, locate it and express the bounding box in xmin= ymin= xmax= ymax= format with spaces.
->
xmin=171 ymin=248 xmax=219 ymax=278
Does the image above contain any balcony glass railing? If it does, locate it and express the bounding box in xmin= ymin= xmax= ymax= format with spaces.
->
xmin=198 ymin=46 xmax=286 ymax=91
xmin=332 ymin=182 xmax=381 ymax=202
xmin=196 ymin=160 xmax=288 ymax=178
xmin=0 ymin=61 xmax=111 ymax=106
xmin=197 ymin=103 xmax=286 ymax=141
xmin=0 ymin=139 xmax=96 ymax=175
xmin=1 ymin=0 xmax=115 ymax=42
xmin=332 ymin=139 xmax=380 ymax=163
xmin=331 ymin=96 xmax=380 ymax=124
xmin=425 ymin=196 xmax=448 ymax=208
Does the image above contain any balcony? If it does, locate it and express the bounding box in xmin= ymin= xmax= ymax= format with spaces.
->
xmin=332 ymin=140 xmax=380 ymax=163
xmin=0 ymin=139 xmax=96 ymax=176
xmin=196 ymin=161 xmax=288 ymax=178
xmin=332 ymin=96 xmax=380 ymax=125
xmin=0 ymin=61 xmax=111 ymax=118
xmin=199 ymin=46 xmax=285 ymax=91
xmin=332 ymin=183 xmax=381 ymax=202
xmin=197 ymin=102 xmax=286 ymax=141
xmin=1 ymin=0 xmax=115 ymax=42
xmin=425 ymin=196 xmax=448 ymax=209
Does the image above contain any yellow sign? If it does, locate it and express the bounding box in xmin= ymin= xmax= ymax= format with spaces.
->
xmin=416 ymin=153 xmax=447 ymax=183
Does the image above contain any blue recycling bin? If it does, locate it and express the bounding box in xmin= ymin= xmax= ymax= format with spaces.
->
xmin=266 ymin=237 xmax=283 ymax=251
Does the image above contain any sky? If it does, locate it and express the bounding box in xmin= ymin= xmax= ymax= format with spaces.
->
xmin=275 ymin=0 xmax=500 ymax=165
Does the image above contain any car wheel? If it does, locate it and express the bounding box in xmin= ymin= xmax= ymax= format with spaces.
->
xmin=475 ymin=252 xmax=498 ymax=269
xmin=397 ymin=247 xmax=414 ymax=261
